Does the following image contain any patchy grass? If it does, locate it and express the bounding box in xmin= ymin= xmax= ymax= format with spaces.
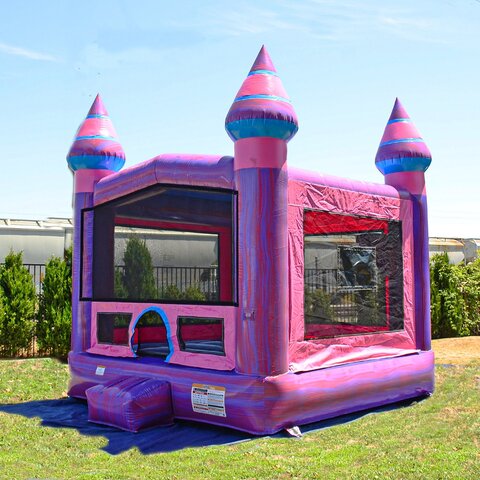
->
xmin=0 ymin=341 xmax=479 ymax=479
xmin=433 ymin=336 xmax=480 ymax=365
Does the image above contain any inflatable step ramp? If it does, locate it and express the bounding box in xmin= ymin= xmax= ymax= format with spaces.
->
xmin=86 ymin=376 xmax=173 ymax=432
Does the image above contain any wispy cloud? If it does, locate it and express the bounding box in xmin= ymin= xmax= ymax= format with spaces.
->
xmin=377 ymin=13 xmax=448 ymax=44
xmin=182 ymin=4 xmax=317 ymax=38
xmin=75 ymin=43 xmax=166 ymax=70
xmin=0 ymin=42 xmax=59 ymax=62
xmin=191 ymin=0 xmax=450 ymax=44
xmin=380 ymin=16 xmax=430 ymax=29
xmin=73 ymin=1 xmax=452 ymax=71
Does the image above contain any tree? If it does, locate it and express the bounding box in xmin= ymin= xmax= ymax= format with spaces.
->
xmin=37 ymin=248 xmax=72 ymax=359
xmin=0 ymin=251 xmax=37 ymax=357
xmin=119 ymin=237 xmax=157 ymax=300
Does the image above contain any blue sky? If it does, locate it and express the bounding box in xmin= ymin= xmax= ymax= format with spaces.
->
xmin=1 ymin=0 xmax=479 ymax=237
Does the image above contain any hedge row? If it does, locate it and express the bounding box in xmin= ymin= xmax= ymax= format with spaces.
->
xmin=430 ymin=252 xmax=480 ymax=338
xmin=0 ymin=249 xmax=72 ymax=359
xmin=0 ymin=249 xmax=478 ymax=359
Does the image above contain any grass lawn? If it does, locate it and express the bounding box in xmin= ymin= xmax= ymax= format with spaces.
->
xmin=0 ymin=339 xmax=478 ymax=480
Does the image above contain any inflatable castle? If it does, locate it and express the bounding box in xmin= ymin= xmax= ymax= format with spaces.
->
xmin=67 ymin=47 xmax=434 ymax=434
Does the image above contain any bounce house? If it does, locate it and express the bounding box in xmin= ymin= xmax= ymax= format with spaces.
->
xmin=67 ymin=47 xmax=434 ymax=434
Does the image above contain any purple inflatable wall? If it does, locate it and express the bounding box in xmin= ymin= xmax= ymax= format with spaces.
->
xmin=65 ymin=48 xmax=434 ymax=435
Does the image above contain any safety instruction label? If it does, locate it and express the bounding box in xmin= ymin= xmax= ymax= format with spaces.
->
xmin=191 ymin=383 xmax=226 ymax=417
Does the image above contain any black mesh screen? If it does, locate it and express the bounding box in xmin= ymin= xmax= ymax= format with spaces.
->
xmin=97 ymin=313 xmax=132 ymax=345
xmin=89 ymin=185 xmax=234 ymax=303
xmin=304 ymin=211 xmax=404 ymax=339
xmin=177 ymin=317 xmax=225 ymax=356
xmin=113 ymin=228 xmax=220 ymax=302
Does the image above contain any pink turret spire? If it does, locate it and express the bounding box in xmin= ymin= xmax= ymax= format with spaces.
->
xmin=87 ymin=93 xmax=109 ymax=116
xmin=249 ymin=45 xmax=277 ymax=72
xmin=225 ymin=46 xmax=298 ymax=142
xmin=375 ymin=98 xmax=431 ymax=175
xmin=67 ymin=94 xmax=125 ymax=172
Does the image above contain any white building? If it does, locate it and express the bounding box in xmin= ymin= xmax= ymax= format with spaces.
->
xmin=0 ymin=217 xmax=479 ymax=266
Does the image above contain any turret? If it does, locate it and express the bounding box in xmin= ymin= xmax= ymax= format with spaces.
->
xmin=225 ymin=45 xmax=298 ymax=143
xmin=226 ymin=46 xmax=298 ymax=376
xmin=67 ymin=94 xmax=125 ymax=191
xmin=375 ymin=98 xmax=432 ymax=350
xmin=67 ymin=95 xmax=125 ymax=353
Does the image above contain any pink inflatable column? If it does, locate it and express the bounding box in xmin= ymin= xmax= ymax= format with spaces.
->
xmin=67 ymin=95 xmax=125 ymax=353
xmin=375 ymin=98 xmax=432 ymax=351
xmin=225 ymin=47 xmax=298 ymax=376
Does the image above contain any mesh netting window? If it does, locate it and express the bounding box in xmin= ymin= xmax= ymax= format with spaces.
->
xmin=97 ymin=313 xmax=132 ymax=345
xmin=89 ymin=185 xmax=235 ymax=304
xmin=177 ymin=317 xmax=225 ymax=356
xmin=304 ymin=210 xmax=404 ymax=339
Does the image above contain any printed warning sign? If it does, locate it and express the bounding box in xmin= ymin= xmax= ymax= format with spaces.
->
xmin=191 ymin=383 xmax=226 ymax=417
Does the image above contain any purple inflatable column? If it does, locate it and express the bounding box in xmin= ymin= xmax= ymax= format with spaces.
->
xmin=67 ymin=95 xmax=125 ymax=353
xmin=375 ymin=98 xmax=432 ymax=351
xmin=225 ymin=47 xmax=298 ymax=376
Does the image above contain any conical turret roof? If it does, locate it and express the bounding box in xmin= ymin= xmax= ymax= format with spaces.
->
xmin=375 ymin=98 xmax=431 ymax=175
xmin=67 ymin=94 xmax=126 ymax=172
xmin=225 ymin=46 xmax=298 ymax=142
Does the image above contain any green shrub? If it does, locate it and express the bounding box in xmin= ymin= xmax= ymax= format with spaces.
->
xmin=136 ymin=310 xmax=164 ymax=326
xmin=184 ymin=286 xmax=206 ymax=301
xmin=37 ymin=248 xmax=72 ymax=358
xmin=0 ymin=251 xmax=37 ymax=357
xmin=356 ymin=289 xmax=380 ymax=325
xmin=430 ymin=253 xmax=480 ymax=338
xmin=462 ymin=258 xmax=480 ymax=336
xmin=304 ymin=288 xmax=333 ymax=324
xmin=114 ymin=268 xmax=127 ymax=298
xmin=0 ymin=293 xmax=4 ymax=338
xmin=118 ymin=237 xmax=157 ymax=300
xmin=161 ymin=284 xmax=206 ymax=301
xmin=162 ymin=284 xmax=183 ymax=300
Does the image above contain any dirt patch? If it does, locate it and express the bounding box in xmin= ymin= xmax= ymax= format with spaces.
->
xmin=432 ymin=336 xmax=480 ymax=365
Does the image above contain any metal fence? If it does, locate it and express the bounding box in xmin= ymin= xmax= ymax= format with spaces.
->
xmin=0 ymin=263 xmax=219 ymax=299
xmin=155 ymin=266 xmax=218 ymax=300
xmin=26 ymin=264 xmax=46 ymax=295
xmin=116 ymin=265 xmax=219 ymax=300
xmin=304 ymin=268 xmax=337 ymax=294
xmin=304 ymin=268 xmax=378 ymax=324
xmin=0 ymin=263 xmax=46 ymax=295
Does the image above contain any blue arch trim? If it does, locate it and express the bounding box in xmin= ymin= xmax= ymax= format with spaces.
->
xmin=248 ymin=69 xmax=279 ymax=77
xmin=234 ymin=94 xmax=292 ymax=104
xmin=387 ymin=118 xmax=411 ymax=124
xmin=375 ymin=156 xmax=432 ymax=174
xmin=379 ymin=137 xmax=424 ymax=147
xmin=130 ymin=306 xmax=174 ymax=362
